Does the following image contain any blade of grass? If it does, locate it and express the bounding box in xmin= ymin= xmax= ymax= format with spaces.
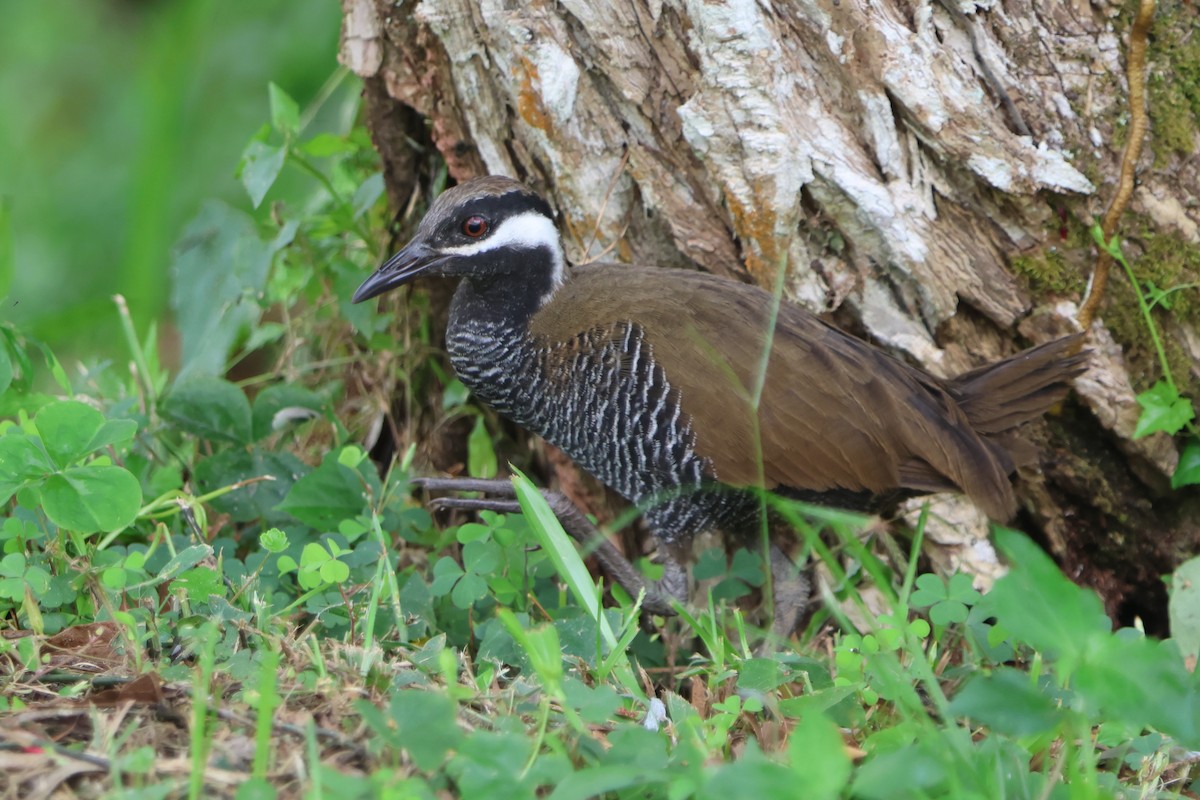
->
xmin=510 ymin=469 xmax=645 ymax=700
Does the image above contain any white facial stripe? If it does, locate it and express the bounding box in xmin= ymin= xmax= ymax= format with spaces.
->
xmin=442 ymin=210 xmax=565 ymax=291
xmin=442 ymin=211 xmax=557 ymax=256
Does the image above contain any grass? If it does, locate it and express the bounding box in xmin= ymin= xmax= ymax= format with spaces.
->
xmin=3 ymin=78 xmax=1200 ymax=800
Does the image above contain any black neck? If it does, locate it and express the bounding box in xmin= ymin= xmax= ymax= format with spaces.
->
xmin=449 ymin=249 xmax=561 ymax=332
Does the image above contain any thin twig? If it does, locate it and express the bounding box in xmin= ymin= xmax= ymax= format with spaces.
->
xmin=581 ymin=149 xmax=631 ymax=264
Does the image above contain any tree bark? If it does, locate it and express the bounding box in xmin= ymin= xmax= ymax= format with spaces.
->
xmin=340 ymin=0 xmax=1200 ymax=631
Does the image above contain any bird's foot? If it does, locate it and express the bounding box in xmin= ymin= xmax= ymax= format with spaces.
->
xmin=768 ymin=543 xmax=812 ymax=643
xmin=412 ymin=476 xmax=681 ymax=616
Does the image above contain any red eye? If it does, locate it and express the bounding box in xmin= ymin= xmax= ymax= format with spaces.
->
xmin=462 ymin=215 xmax=488 ymax=238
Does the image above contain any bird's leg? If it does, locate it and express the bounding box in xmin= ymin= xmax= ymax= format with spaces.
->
xmin=412 ymin=476 xmax=681 ymax=616
xmin=768 ymin=542 xmax=812 ymax=641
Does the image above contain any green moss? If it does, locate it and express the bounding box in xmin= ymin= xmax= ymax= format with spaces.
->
xmin=1145 ymin=0 xmax=1200 ymax=164
xmin=1103 ymin=228 xmax=1200 ymax=396
xmin=1011 ymin=248 xmax=1088 ymax=295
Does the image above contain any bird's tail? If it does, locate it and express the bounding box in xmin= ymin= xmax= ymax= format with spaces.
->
xmin=948 ymin=333 xmax=1088 ymax=436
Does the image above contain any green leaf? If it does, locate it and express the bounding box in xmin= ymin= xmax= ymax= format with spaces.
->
xmin=319 ymin=557 xmax=350 ymax=585
xmin=1072 ymin=634 xmax=1200 ymax=745
xmin=250 ymin=383 xmax=324 ymax=441
xmin=945 ymin=572 xmax=981 ymax=605
xmin=1170 ymin=556 xmax=1200 ymax=664
xmin=909 ymin=573 xmax=947 ymax=608
xmin=194 ymin=448 xmax=305 ymax=523
xmin=467 ymin=415 xmax=497 ymax=479
xmin=948 ymin=667 xmax=1061 ymax=736
xmin=86 ymin=419 xmax=139 ymax=453
xmin=240 ymin=141 xmax=287 ymax=208
xmin=928 ymin=600 xmax=968 ymax=626
xmin=1134 ymin=381 xmax=1195 ymax=438
xmin=34 ymin=401 xmax=135 ymax=468
xmin=450 ymin=573 xmax=488 ymax=608
xmin=155 ymin=545 xmax=215 ymax=583
xmin=175 ymin=567 xmax=224 ymax=602
xmin=384 ymin=690 xmax=462 ymax=771
xmin=785 ymin=712 xmax=852 ymax=799
xmin=1172 ymin=439 xmax=1200 ymax=489
xmin=736 ymin=658 xmax=788 ymax=695
xmin=39 ymin=465 xmax=142 ymax=534
xmin=300 ymin=133 xmax=355 ymax=158
xmin=987 ymin=528 xmax=1110 ymax=663
xmin=698 ymin=742 xmax=797 ymax=800
xmin=512 ymin=473 xmax=616 ymax=649
xmin=0 ymin=434 xmax=55 ymax=501
xmin=430 ymin=557 xmax=464 ymax=597
xmin=352 ymin=172 xmax=384 ymax=220
xmin=276 ymin=453 xmax=371 ymax=530
xmin=268 ymin=83 xmax=300 ymax=136
xmin=162 ymin=376 xmax=253 ymax=444
xmin=851 ymin=742 xmax=946 ymax=800
xmin=170 ymin=201 xmax=280 ymax=378
xmin=462 ymin=539 xmax=501 ymax=575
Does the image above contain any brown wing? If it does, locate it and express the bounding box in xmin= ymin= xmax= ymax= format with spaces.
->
xmin=533 ymin=264 xmax=1021 ymax=519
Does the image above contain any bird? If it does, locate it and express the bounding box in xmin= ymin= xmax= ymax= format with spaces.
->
xmin=353 ymin=175 xmax=1086 ymax=631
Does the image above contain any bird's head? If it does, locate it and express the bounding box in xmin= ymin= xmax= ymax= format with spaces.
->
xmin=352 ymin=176 xmax=565 ymax=304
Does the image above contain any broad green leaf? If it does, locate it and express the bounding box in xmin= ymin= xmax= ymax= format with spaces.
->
xmin=240 ymin=141 xmax=286 ymax=208
xmin=300 ymin=133 xmax=355 ymax=157
xmin=462 ymin=539 xmax=500 ymax=574
xmin=268 ymin=82 xmax=299 ymax=136
xmin=170 ymin=202 xmax=278 ymax=378
xmin=909 ymin=573 xmax=948 ymax=607
xmin=250 ymin=383 xmax=324 ymax=441
xmin=698 ymin=742 xmax=798 ymax=800
xmin=0 ymin=434 xmax=55 ymax=501
xmin=194 ymin=447 xmax=306 ymax=523
xmin=86 ymin=419 xmax=138 ymax=453
xmin=276 ymin=454 xmax=370 ymax=530
xmin=785 ymin=711 xmax=852 ymax=799
xmin=162 ymin=376 xmax=253 ymax=444
xmin=851 ymin=742 xmax=946 ymax=800
xmin=175 ymin=567 xmax=224 ymax=602
xmin=1172 ymin=439 xmax=1200 ymax=489
xmin=467 ymin=415 xmax=497 ymax=479
xmin=385 ymin=689 xmax=462 ymax=771
xmin=352 ymin=172 xmax=384 ymax=220
xmin=987 ymin=528 xmax=1110 ymax=663
xmin=1134 ymin=381 xmax=1195 ymax=438
xmin=1073 ymin=634 xmax=1200 ymax=746
xmin=39 ymin=464 xmax=142 ymax=534
xmin=1170 ymin=556 xmax=1200 ymax=663
xmin=430 ymin=557 xmax=465 ymax=596
xmin=548 ymin=766 xmax=661 ymax=800
xmin=736 ymin=658 xmax=788 ymax=694
xmin=948 ymin=667 xmax=1061 ymax=736
xmin=450 ymin=572 xmax=487 ymax=608
xmin=319 ymin=558 xmax=350 ymax=585
xmin=35 ymin=400 xmax=107 ymax=468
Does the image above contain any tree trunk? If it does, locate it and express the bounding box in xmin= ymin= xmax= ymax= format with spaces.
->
xmin=340 ymin=0 xmax=1200 ymax=632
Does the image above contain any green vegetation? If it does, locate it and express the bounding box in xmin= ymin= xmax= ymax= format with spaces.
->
xmin=1094 ymin=227 xmax=1200 ymax=489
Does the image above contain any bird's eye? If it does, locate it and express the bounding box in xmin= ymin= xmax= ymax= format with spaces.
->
xmin=462 ymin=215 xmax=489 ymax=238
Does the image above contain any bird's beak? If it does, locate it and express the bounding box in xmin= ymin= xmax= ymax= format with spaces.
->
xmin=352 ymin=240 xmax=447 ymax=303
